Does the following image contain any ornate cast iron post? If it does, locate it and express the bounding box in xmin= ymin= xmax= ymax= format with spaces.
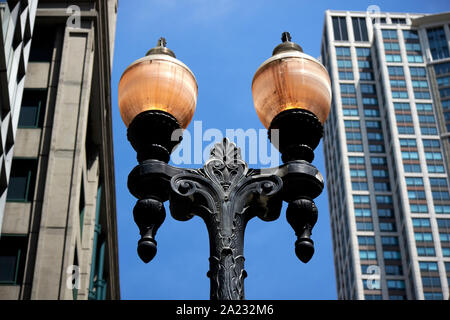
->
xmin=119 ymin=33 xmax=331 ymax=300
xmin=127 ymin=138 xmax=324 ymax=300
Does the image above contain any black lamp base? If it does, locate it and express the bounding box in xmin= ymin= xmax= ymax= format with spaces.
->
xmin=268 ymin=109 xmax=323 ymax=163
xmin=127 ymin=110 xmax=182 ymax=163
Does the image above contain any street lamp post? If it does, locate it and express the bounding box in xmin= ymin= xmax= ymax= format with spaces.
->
xmin=119 ymin=33 xmax=331 ymax=300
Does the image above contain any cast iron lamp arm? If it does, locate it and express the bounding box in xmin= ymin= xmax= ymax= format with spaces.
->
xmin=127 ymin=138 xmax=323 ymax=300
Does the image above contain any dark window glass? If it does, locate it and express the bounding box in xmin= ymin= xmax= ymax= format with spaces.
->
xmin=332 ymin=16 xmax=348 ymax=41
xmin=18 ymin=90 xmax=47 ymax=128
xmin=6 ymin=159 xmax=38 ymax=202
xmin=403 ymin=30 xmax=419 ymax=40
xmin=427 ymin=27 xmax=449 ymax=60
xmin=0 ymin=236 xmax=27 ymax=284
xmin=29 ymin=25 xmax=56 ymax=62
xmin=352 ymin=17 xmax=368 ymax=41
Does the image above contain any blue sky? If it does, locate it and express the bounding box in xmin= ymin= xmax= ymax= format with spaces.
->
xmin=111 ymin=0 xmax=450 ymax=300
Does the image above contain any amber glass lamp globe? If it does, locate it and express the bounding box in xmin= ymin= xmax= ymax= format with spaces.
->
xmin=252 ymin=34 xmax=331 ymax=129
xmin=118 ymin=39 xmax=198 ymax=129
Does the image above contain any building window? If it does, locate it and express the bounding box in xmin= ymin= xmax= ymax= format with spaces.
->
xmin=415 ymin=232 xmax=433 ymax=242
xmin=400 ymin=139 xmax=417 ymax=147
xmin=332 ymin=16 xmax=348 ymax=41
xmin=380 ymin=223 xmax=396 ymax=232
xmin=424 ymin=292 xmax=443 ymax=300
xmin=387 ymin=280 xmax=405 ymax=289
xmin=392 ymin=91 xmax=408 ymax=99
xmin=361 ymin=84 xmax=376 ymax=94
xmin=29 ymin=25 xmax=56 ymax=62
xmin=378 ymin=209 xmax=394 ymax=217
xmin=337 ymin=59 xmax=352 ymax=68
xmin=417 ymin=246 xmax=435 ymax=257
xmin=421 ymin=126 xmax=438 ymax=135
xmin=432 ymin=191 xmax=450 ymax=201
xmin=421 ymin=276 xmax=441 ymax=288
xmin=365 ymin=294 xmax=382 ymax=300
xmin=336 ymin=46 xmax=351 ymax=56
xmin=352 ymin=182 xmax=368 ymax=190
xmin=353 ymin=194 xmax=370 ymax=203
xmin=410 ymin=204 xmax=428 ymax=213
xmin=352 ymin=17 xmax=368 ymax=41
xmin=359 ymin=71 xmax=373 ymax=80
xmin=339 ymin=71 xmax=354 ymax=80
xmin=435 ymin=206 xmax=450 ymax=214
xmin=348 ymin=144 xmax=363 ymax=152
xmin=0 ymin=236 xmax=27 ymax=285
xmin=374 ymin=182 xmax=390 ymax=191
xmin=443 ymin=248 xmax=450 ymax=257
xmin=410 ymin=67 xmax=426 ymax=77
xmin=391 ymin=18 xmax=406 ymax=24
xmin=343 ymin=108 xmax=358 ymax=116
xmin=403 ymin=163 xmax=421 ymax=173
xmin=407 ymin=54 xmax=424 ymax=63
xmin=360 ymin=250 xmax=377 ymax=260
xmin=356 ymin=47 xmax=370 ymax=57
xmin=363 ymin=279 xmax=380 ymax=290
xmin=357 ymin=222 xmax=374 ymax=231
xmin=358 ymin=236 xmax=375 ymax=246
xmin=382 ymin=29 xmax=398 ymax=40
xmin=408 ymin=190 xmax=426 ymax=200
xmin=416 ymin=103 xmax=432 ymax=111
xmin=412 ymin=218 xmax=430 ymax=227
xmin=369 ymin=144 xmax=385 ymax=153
xmin=419 ymin=261 xmax=438 ymax=272
xmin=340 ymin=83 xmax=356 ymax=94
xmin=390 ymin=79 xmax=406 ymax=88
xmin=6 ymin=159 xmax=38 ymax=202
xmin=342 ymin=97 xmax=357 ymax=105
xmin=403 ymin=30 xmax=419 ymax=40
xmin=373 ymin=169 xmax=389 ymax=178
xmin=384 ymin=42 xmax=400 ymax=51
xmin=355 ymin=208 xmax=372 ymax=217
xmin=405 ymin=43 xmax=422 ymax=52
xmin=376 ymin=195 xmax=393 ymax=204
xmin=394 ymin=102 xmax=410 ymax=110
xmin=364 ymin=109 xmax=380 ymax=117
xmin=427 ymin=27 xmax=449 ymax=60
xmin=388 ymin=66 xmax=404 ymax=76
xmin=18 ymin=89 xmax=47 ymax=128
xmin=346 ymin=131 xmax=362 ymax=140
xmin=381 ymin=236 xmax=398 ymax=245
xmin=398 ymin=126 xmax=415 ymax=135
xmin=427 ymin=164 xmax=444 ymax=173
xmin=414 ymin=91 xmax=431 ymax=100
xmin=371 ymin=157 xmax=387 ymax=165
xmin=384 ymin=250 xmax=401 ymax=260
xmin=385 ymin=54 xmax=402 ymax=62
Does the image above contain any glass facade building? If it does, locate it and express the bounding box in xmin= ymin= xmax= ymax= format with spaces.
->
xmin=321 ymin=10 xmax=450 ymax=300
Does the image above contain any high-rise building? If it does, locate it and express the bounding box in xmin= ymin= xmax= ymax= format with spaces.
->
xmin=321 ymin=10 xmax=450 ymax=300
xmin=0 ymin=0 xmax=120 ymax=300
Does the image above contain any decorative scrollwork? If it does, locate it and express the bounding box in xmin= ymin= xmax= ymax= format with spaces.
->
xmin=203 ymin=138 xmax=248 ymax=192
xmin=127 ymin=136 xmax=324 ymax=300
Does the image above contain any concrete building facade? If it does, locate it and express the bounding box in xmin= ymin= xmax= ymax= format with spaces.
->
xmin=0 ymin=0 xmax=119 ymax=300
xmin=321 ymin=10 xmax=450 ymax=300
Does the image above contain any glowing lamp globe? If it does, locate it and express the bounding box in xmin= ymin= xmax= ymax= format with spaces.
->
xmin=252 ymin=32 xmax=332 ymax=162
xmin=118 ymin=38 xmax=198 ymax=163
xmin=118 ymin=38 xmax=198 ymax=129
xmin=252 ymin=33 xmax=331 ymax=129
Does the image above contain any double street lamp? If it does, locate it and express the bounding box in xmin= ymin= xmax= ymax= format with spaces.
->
xmin=118 ymin=32 xmax=331 ymax=300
